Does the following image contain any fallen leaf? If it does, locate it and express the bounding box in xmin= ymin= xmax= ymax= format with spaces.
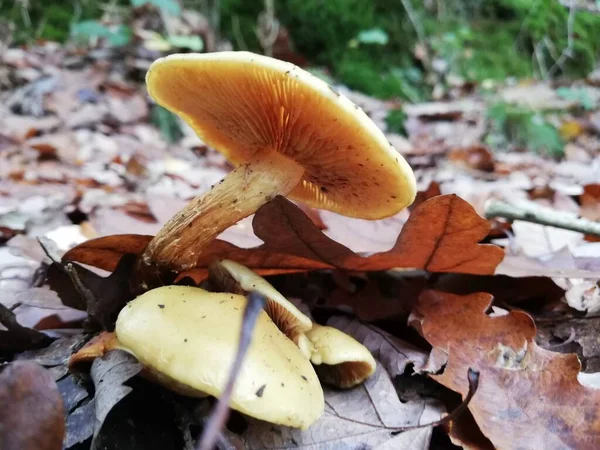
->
xmin=90 ymin=377 xmax=192 ymax=450
xmin=16 ymin=334 xmax=87 ymax=381
xmin=251 ymin=195 xmax=503 ymax=274
xmin=326 ymin=274 xmax=426 ymax=322
xmin=537 ymin=317 xmax=600 ymax=372
xmin=89 ymin=350 xmax=142 ymax=445
xmin=0 ymin=361 xmax=65 ymax=450
xmin=46 ymin=253 xmax=137 ymax=330
xmin=448 ymin=145 xmax=495 ymax=172
xmin=0 ymin=303 xmax=52 ymax=352
xmin=409 ymin=181 xmax=442 ymax=212
xmin=64 ymin=195 xmax=503 ymax=289
xmin=62 ymin=234 xmax=152 ymax=272
xmin=581 ymin=184 xmax=600 ymax=222
xmin=57 ymin=374 xmax=90 ymax=415
xmin=412 ymin=290 xmax=600 ymax=449
xmin=64 ymin=399 xmax=95 ymax=449
xmin=242 ymin=363 xmax=441 ymax=449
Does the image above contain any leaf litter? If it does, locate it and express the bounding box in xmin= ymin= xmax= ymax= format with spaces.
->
xmin=1 ymin=8 xmax=600 ymax=450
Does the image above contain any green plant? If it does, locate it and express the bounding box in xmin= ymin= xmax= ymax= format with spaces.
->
xmin=556 ymin=87 xmax=596 ymax=111
xmin=385 ymin=109 xmax=407 ymax=136
xmin=71 ymin=21 xmax=132 ymax=47
xmin=486 ymin=102 xmax=564 ymax=157
xmin=498 ymin=0 xmax=600 ymax=76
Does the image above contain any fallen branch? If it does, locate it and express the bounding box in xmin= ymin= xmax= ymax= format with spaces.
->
xmin=485 ymin=199 xmax=600 ymax=237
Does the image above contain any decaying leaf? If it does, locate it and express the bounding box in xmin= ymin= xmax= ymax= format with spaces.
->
xmin=0 ymin=361 xmax=65 ymax=450
xmin=60 ymin=234 xmax=153 ymax=272
xmin=90 ymin=378 xmax=192 ymax=450
xmin=63 ymin=195 xmax=504 ymax=286
xmin=0 ymin=303 xmax=52 ymax=352
xmin=326 ymin=273 xmax=426 ymax=322
xmin=46 ymin=253 xmax=137 ymax=330
xmin=412 ymin=290 xmax=600 ymax=449
xmin=242 ymin=363 xmax=441 ymax=449
xmin=537 ymin=316 xmax=600 ymax=373
xmin=16 ymin=334 xmax=88 ymax=381
xmin=89 ymin=350 xmax=142 ymax=446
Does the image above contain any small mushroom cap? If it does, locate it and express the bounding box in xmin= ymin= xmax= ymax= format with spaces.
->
xmin=116 ymin=286 xmax=324 ymax=429
xmin=208 ymin=259 xmax=313 ymax=352
xmin=146 ymin=52 xmax=416 ymax=219
xmin=306 ymin=324 xmax=376 ymax=389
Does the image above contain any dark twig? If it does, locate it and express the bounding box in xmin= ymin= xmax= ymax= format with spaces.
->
xmin=196 ymin=291 xmax=266 ymax=450
xmin=38 ymin=237 xmax=97 ymax=312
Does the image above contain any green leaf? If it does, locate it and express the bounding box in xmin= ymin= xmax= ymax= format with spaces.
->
xmin=130 ymin=0 xmax=182 ymax=16
xmin=107 ymin=25 xmax=132 ymax=47
xmin=556 ymin=87 xmax=596 ymax=110
xmin=71 ymin=21 xmax=112 ymax=39
xmin=355 ymin=28 xmax=388 ymax=45
xmin=526 ymin=115 xmax=564 ymax=157
xmin=167 ymin=35 xmax=204 ymax=51
xmin=71 ymin=21 xmax=132 ymax=47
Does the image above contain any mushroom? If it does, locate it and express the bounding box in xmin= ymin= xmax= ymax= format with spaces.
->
xmin=306 ymin=324 xmax=376 ymax=389
xmin=143 ymin=51 xmax=417 ymax=268
xmin=208 ymin=259 xmax=314 ymax=358
xmin=72 ymin=286 xmax=324 ymax=429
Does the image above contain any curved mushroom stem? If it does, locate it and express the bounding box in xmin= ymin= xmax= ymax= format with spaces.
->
xmin=143 ymin=150 xmax=305 ymax=269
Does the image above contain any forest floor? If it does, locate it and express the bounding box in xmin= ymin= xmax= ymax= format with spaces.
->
xmin=2 ymin=35 xmax=600 ymax=450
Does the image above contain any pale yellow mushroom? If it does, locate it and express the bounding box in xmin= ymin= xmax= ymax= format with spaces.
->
xmin=208 ymin=259 xmax=314 ymax=358
xmin=142 ymin=51 xmax=416 ymax=268
xmin=306 ymin=324 xmax=376 ymax=389
xmin=71 ymin=286 xmax=324 ymax=429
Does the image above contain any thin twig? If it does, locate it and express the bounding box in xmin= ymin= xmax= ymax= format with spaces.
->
xmin=558 ymin=0 xmax=600 ymax=13
xmin=485 ymin=199 xmax=600 ymax=237
xmin=197 ymin=291 xmax=266 ymax=450
xmin=546 ymin=3 xmax=576 ymax=78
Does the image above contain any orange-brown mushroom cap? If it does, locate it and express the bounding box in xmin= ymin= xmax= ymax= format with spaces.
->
xmin=146 ymin=51 xmax=416 ymax=219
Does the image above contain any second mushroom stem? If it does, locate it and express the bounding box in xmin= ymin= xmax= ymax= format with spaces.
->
xmin=143 ymin=150 xmax=305 ymax=268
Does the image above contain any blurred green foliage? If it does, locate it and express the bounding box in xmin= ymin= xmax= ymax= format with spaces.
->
xmin=486 ymin=102 xmax=564 ymax=157
xmin=219 ymin=0 xmax=600 ymax=100
xmin=2 ymin=0 xmax=600 ymax=103
xmin=385 ymin=109 xmax=408 ymax=136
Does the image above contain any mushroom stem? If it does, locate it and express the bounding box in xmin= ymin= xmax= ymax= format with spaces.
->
xmin=143 ymin=150 xmax=305 ymax=268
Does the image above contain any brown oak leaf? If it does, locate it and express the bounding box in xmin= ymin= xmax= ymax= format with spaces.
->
xmin=63 ymin=195 xmax=503 ymax=284
xmin=411 ymin=290 xmax=600 ymax=450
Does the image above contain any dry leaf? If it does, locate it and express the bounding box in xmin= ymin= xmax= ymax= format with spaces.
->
xmin=242 ymin=363 xmax=440 ymax=449
xmin=63 ymin=195 xmax=503 ymax=288
xmin=448 ymin=145 xmax=495 ymax=172
xmin=412 ymin=290 xmax=600 ymax=449
xmin=250 ymin=194 xmax=503 ymax=274
xmin=0 ymin=361 xmax=65 ymax=450
xmin=581 ymin=184 xmax=600 ymax=222
xmin=90 ymin=350 xmax=142 ymax=446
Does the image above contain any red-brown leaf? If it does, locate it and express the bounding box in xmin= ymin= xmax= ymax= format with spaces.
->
xmin=412 ymin=290 xmax=600 ymax=449
xmin=63 ymin=234 xmax=153 ymax=271
xmin=64 ymin=195 xmax=504 ymax=282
